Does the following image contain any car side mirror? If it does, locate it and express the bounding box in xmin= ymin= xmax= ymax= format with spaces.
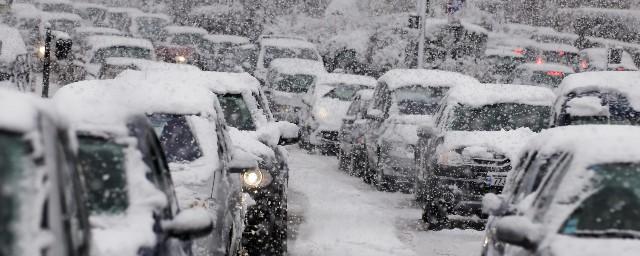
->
xmin=275 ymin=121 xmax=300 ymax=145
xmin=482 ymin=193 xmax=509 ymax=216
xmin=228 ymin=148 xmax=259 ymax=173
xmin=161 ymin=208 xmax=213 ymax=240
xmin=495 ymin=216 xmax=542 ymax=251
xmin=364 ymin=109 xmax=384 ymax=121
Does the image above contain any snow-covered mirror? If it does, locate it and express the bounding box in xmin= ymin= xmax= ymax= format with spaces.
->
xmin=161 ymin=208 xmax=213 ymax=240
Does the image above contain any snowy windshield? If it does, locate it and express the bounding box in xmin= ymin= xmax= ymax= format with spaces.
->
xmin=560 ymin=163 xmax=640 ymax=238
xmin=450 ymin=103 xmax=550 ymax=132
xmin=135 ymin=17 xmax=168 ymax=41
xmin=148 ymin=114 xmax=203 ymax=163
xmin=274 ymin=74 xmax=315 ymax=93
xmin=323 ymin=84 xmax=368 ymax=101
xmin=263 ymin=46 xmax=319 ymax=68
xmin=393 ymin=86 xmax=449 ymax=115
xmin=91 ymin=46 xmax=152 ymax=63
xmin=0 ymin=132 xmax=26 ymax=256
xmin=217 ymin=94 xmax=257 ymax=131
xmin=77 ymin=136 xmax=129 ymax=214
xmin=514 ymin=69 xmax=567 ymax=88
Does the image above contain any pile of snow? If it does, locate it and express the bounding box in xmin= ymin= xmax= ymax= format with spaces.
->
xmin=0 ymin=88 xmax=45 ymax=132
xmin=270 ymin=58 xmax=327 ymax=76
xmin=378 ymin=69 xmax=480 ymax=90
xmin=557 ymin=71 xmax=640 ymax=110
xmin=0 ymin=25 xmax=27 ymax=63
xmin=443 ymin=128 xmax=537 ymax=161
xmin=565 ymin=96 xmax=609 ymax=117
xmin=447 ymin=84 xmax=555 ymax=108
xmin=529 ymin=42 xmax=579 ymax=53
xmin=164 ymin=25 xmax=208 ymax=36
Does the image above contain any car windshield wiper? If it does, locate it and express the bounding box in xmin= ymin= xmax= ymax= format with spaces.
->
xmin=572 ymin=229 xmax=640 ymax=239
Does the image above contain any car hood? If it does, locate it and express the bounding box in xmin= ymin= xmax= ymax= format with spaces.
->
xmin=312 ymin=98 xmax=351 ymax=131
xmin=382 ymin=115 xmax=434 ymax=145
xmin=548 ymin=234 xmax=640 ymax=256
xmin=442 ymin=128 xmax=536 ymax=161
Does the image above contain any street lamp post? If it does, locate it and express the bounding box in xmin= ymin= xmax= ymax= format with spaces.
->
xmin=42 ymin=23 xmax=52 ymax=98
xmin=417 ymin=0 xmax=428 ymax=69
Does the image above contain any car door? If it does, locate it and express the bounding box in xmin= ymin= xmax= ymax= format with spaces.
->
xmin=339 ymin=95 xmax=361 ymax=144
xmin=365 ymin=83 xmax=389 ymax=166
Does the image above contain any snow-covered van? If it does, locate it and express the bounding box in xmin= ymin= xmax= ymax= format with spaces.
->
xmin=363 ymin=69 xmax=480 ymax=191
xmin=254 ymin=35 xmax=323 ymax=82
xmin=551 ymin=71 xmax=640 ymax=127
xmin=488 ymin=125 xmax=640 ymax=256
xmin=0 ymin=89 xmax=92 ymax=256
xmin=265 ymin=58 xmax=327 ymax=124
xmin=299 ymin=73 xmax=377 ymax=155
xmin=55 ymin=79 xmax=248 ymax=256
xmin=81 ymin=35 xmax=155 ymax=78
xmin=416 ymin=84 xmax=554 ymax=229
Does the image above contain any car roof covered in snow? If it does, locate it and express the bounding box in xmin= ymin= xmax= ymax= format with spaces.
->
xmin=86 ymin=35 xmax=154 ymax=51
xmin=106 ymin=7 xmax=143 ymax=15
xmin=447 ymin=84 xmax=555 ymax=107
xmin=40 ymin=11 xmax=82 ymax=22
xmin=0 ymin=89 xmax=57 ymax=133
xmin=72 ymin=2 xmax=106 ymax=9
xmin=261 ymin=37 xmax=317 ymax=49
xmin=378 ymin=69 xmax=480 ymax=90
xmin=0 ymin=25 xmax=28 ymax=63
xmin=528 ymin=42 xmax=579 ymax=53
xmin=75 ymin=26 xmax=124 ymax=36
xmin=556 ymin=71 xmax=640 ymax=109
xmin=116 ymin=70 xmax=262 ymax=95
xmin=269 ymin=58 xmax=327 ymax=76
xmin=164 ymin=25 xmax=207 ymax=36
xmin=203 ymin=34 xmax=250 ymax=45
xmin=317 ymin=73 xmax=377 ymax=88
xmin=516 ymin=63 xmax=576 ymax=74
xmin=104 ymin=57 xmax=200 ymax=72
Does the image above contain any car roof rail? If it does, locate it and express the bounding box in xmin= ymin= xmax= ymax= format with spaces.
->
xmin=259 ymin=34 xmax=307 ymax=42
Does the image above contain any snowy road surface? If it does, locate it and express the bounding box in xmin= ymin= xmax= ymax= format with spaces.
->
xmin=286 ymin=147 xmax=483 ymax=256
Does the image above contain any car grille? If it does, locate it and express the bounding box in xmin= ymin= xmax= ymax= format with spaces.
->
xmin=469 ymin=156 xmax=511 ymax=168
xmin=320 ymin=131 xmax=339 ymax=141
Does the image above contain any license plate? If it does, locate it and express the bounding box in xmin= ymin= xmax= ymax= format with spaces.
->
xmin=485 ymin=173 xmax=507 ymax=187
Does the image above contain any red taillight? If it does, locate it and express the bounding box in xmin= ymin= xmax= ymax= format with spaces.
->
xmin=616 ymin=67 xmax=626 ymax=71
xmin=546 ymin=71 xmax=564 ymax=77
xmin=580 ymin=59 xmax=589 ymax=70
xmin=558 ymin=50 xmax=565 ymax=56
xmin=536 ymin=56 xmax=544 ymax=64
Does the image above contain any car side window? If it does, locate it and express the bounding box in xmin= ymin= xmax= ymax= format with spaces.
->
xmin=147 ymin=131 xmax=179 ymax=216
xmin=372 ymin=82 xmax=387 ymax=111
xmin=532 ymin=153 xmax=573 ymax=222
xmin=346 ymin=96 xmax=361 ymax=116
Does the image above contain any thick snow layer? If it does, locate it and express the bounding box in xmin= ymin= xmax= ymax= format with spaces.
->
xmin=580 ymin=48 xmax=638 ymax=71
xmin=269 ymin=58 xmax=327 ymax=76
xmin=75 ymin=26 xmax=124 ymax=36
xmin=40 ymin=11 xmax=82 ymax=22
xmin=0 ymin=25 xmax=27 ymax=63
xmin=287 ymin=147 xmax=483 ymax=256
xmin=548 ymin=235 xmax=640 ymax=256
xmin=86 ymin=35 xmax=155 ymax=53
xmin=261 ymin=38 xmax=317 ymax=49
xmin=530 ymin=42 xmax=579 ymax=53
xmin=442 ymin=128 xmax=537 ymax=161
xmin=317 ymin=73 xmax=377 ymax=88
xmin=71 ymin=2 xmax=106 ymax=9
xmin=378 ymin=69 xmax=480 ymax=90
xmin=117 ymin=70 xmax=261 ymax=95
xmin=164 ymin=25 xmax=208 ymax=36
xmin=557 ymin=71 xmax=640 ymax=110
xmin=188 ymin=3 xmax=243 ymax=16
xmin=356 ymin=89 xmax=374 ymax=100
xmin=0 ymin=88 xmax=43 ymax=132
xmin=447 ymin=84 xmax=555 ymax=107
xmin=517 ymin=63 xmax=575 ymax=74
xmin=11 ymin=3 xmax=42 ymax=18
xmin=203 ymin=34 xmax=250 ymax=45
xmin=424 ymin=18 xmax=489 ymax=37
xmin=228 ymin=128 xmax=275 ymax=159
xmin=565 ymin=96 xmax=609 ymax=117
xmin=106 ymin=7 xmax=143 ymax=15
xmin=105 ymin=57 xmax=200 ymax=72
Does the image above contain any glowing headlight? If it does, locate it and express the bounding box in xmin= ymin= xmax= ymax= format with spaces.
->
xmin=242 ymin=169 xmax=263 ymax=188
xmin=316 ymin=107 xmax=329 ymax=120
xmin=37 ymin=45 xmax=46 ymax=58
xmin=175 ymin=55 xmax=187 ymax=64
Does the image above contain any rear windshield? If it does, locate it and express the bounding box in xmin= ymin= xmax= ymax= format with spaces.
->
xmin=450 ymin=103 xmax=550 ymax=132
xmin=78 ymin=136 xmax=129 ymax=214
xmin=147 ymin=114 xmax=203 ymax=163
xmin=0 ymin=131 xmax=26 ymax=256
xmin=393 ymin=86 xmax=449 ymax=115
xmin=516 ymin=70 xmax=566 ymax=88
xmin=274 ymin=74 xmax=315 ymax=93
xmin=217 ymin=94 xmax=257 ymax=131
xmin=135 ymin=17 xmax=168 ymax=41
xmin=263 ymin=46 xmax=319 ymax=68
xmin=323 ymin=84 xmax=368 ymax=101
xmin=91 ymin=46 xmax=152 ymax=63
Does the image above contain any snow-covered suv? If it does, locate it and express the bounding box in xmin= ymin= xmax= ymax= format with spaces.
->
xmin=488 ymin=125 xmax=640 ymax=256
xmin=416 ymin=84 xmax=554 ymax=230
xmin=0 ymin=89 xmax=91 ymax=256
xmin=551 ymin=71 xmax=640 ymax=127
xmin=253 ymin=35 xmax=323 ymax=83
xmin=362 ymin=69 xmax=480 ymax=191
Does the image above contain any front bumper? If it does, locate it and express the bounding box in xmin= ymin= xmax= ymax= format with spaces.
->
xmin=429 ymin=164 xmax=509 ymax=216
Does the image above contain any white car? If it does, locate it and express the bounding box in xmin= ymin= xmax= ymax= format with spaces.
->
xmin=488 ymin=125 xmax=640 ymax=256
xmin=81 ymin=35 xmax=156 ymax=78
xmin=299 ymin=73 xmax=377 ymax=154
xmin=253 ymin=35 xmax=323 ymax=82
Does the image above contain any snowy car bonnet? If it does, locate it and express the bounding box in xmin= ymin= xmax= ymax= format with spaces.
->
xmin=53 ymin=81 xmax=171 ymax=256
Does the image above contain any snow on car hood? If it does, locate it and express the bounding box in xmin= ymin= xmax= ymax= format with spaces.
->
xmin=313 ymin=98 xmax=351 ymax=131
xmin=382 ymin=115 xmax=434 ymax=144
xmin=442 ymin=128 xmax=537 ymax=161
xmin=548 ymin=235 xmax=640 ymax=256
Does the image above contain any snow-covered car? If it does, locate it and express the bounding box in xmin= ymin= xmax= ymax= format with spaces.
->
xmin=523 ymin=43 xmax=579 ymax=70
xmin=34 ymin=0 xmax=73 ymax=13
xmin=480 ymin=48 xmax=526 ymax=83
xmin=578 ymin=48 xmax=639 ymax=72
xmin=362 ymin=69 xmax=480 ymax=191
xmin=489 ymin=125 xmax=640 ymax=256
xmin=55 ymin=80 xmax=236 ymax=256
xmin=5 ymin=3 xmax=42 ymax=46
xmin=73 ymin=26 xmax=125 ymax=50
xmin=81 ymin=35 xmax=156 ymax=78
xmin=299 ymin=73 xmax=377 ymax=155
xmin=265 ymin=58 xmax=327 ymax=124
xmin=338 ymin=89 xmax=374 ymax=176
xmin=551 ymin=71 xmax=640 ymax=127
xmin=416 ymin=84 xmax=554 ymax=230
xmin=103 ymin=7 xmax=143 ymax=33
xmin=98 ymin=57 xmax=200 ymax=79
xmin=72 ymin=2 xmax=107 ymax=26
xmin=40 ymin=11 xmax=82 ymax=35
xmin=0 ymin=89 xmax=92 ymax=256
xmin=129 ymin=13 xmax=171 ymax=42
xmin=253 ymin=35 xmax=324 ymax=83
xmin=0 ymin=25 xmax=29 ymax=91
xmin=155 ymin=25 xmax=208 ymax=65
xmin=198 ymin=34 xmax=250 ymax=72
xmin=116 ymin=70 xmax=299 ymax=256
xmin=510 ymin=63 xmax=575 ymax=88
